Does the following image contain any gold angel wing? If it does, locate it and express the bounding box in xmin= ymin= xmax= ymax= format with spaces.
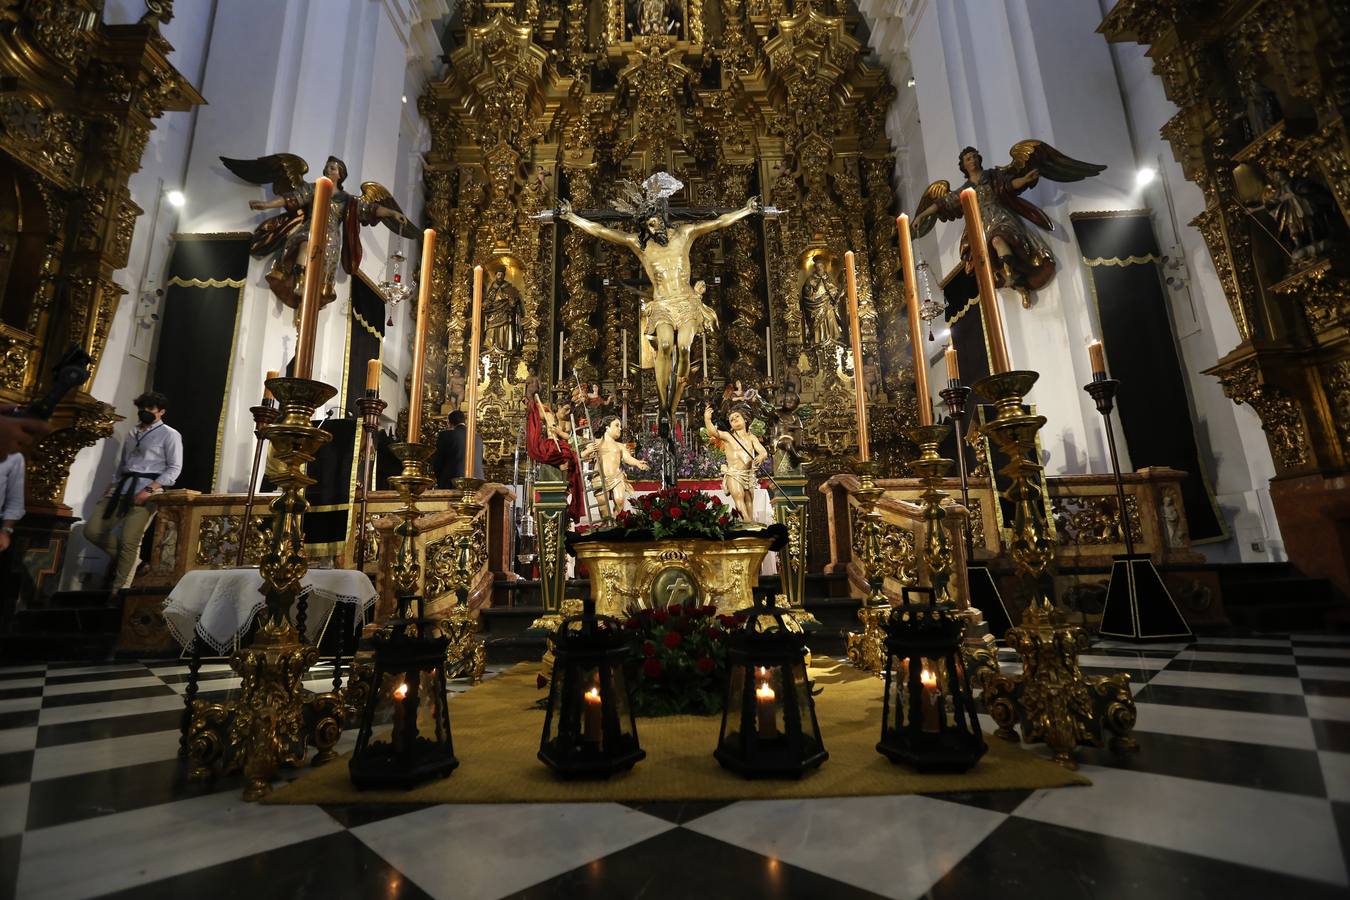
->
xmin=1005 ymin=140 xmax=1106 ymax=183
xmin=359 ymin=182 xmax=420 ymax=238
xmin=912 ymin=179 xmax=954 ymax=239
xmin=220 ymin=153 xmax=309 ymax=196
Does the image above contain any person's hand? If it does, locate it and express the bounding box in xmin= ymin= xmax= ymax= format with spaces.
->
xmin=0 ymin=416 xmax=51 ymax=459
xmin=558 ymin=198 xmax=573 ymax=219
xmin=249 ymin=199 xmax=267 ymax=211
xmin=747 ymin=196 xmax=763 ymax=213
xmin=636 ymin=460 xmax=650 ymax=471
xmin=0 ymin=531 xmax=10 ymax=553
xmin=133 ymin=488 xmax=152 ymax=506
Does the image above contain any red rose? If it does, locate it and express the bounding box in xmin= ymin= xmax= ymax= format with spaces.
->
xmin=651 ymin=508 xmax=664 ymax=521
xmin=696 ymin=657 xmax=716 ymax=675
xmin=643 ymin=658 xmax=663 ymax=678
xmin=704 ymin=626 xmax=721 ymax=639
xmin=642 ymin=640 xmax=656 ymax=657
xmin=663 ymin=631 xmax=683 ymax=649
xmin=694 ymin=499 xmax=706 ymax=511
xmin=667 ymin=603 xmax=682 ymax=617
xmin=718 ymin=515 xmax=729 ymax=526
xmin=669 ymin=506 xmax=683 ymax=519
xmin=654 ymin=610 xmax=669 ymax=624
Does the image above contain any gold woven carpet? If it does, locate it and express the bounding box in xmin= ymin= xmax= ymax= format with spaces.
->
xmin=265 ymin=659 xmax=1088 ymax=805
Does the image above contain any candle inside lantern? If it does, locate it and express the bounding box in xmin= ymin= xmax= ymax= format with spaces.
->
xmin=958 ymin=188 xmax=1013 ymax=374
xmin=1088 ymin=339 xmax=1108 ymax=381
xmin=263 ymin=369 xmax=279 ymax=403
xmin=407 ymin=228 xmax=436 ymax=441
xmin=365 ymin=358 xmax=381 ymax=394
xmin=393 ymin=681 xmax=409 ymax=700
xmin=582 ymin=685 xmax=602 ymax=744
xmin=465 ymin=265 xmax=484 ymax=479
xmin=920 ymin=668 xmax=940 ymax=733
xmin=843 ymin=250 xmax=870 ymax=461
xmin=756 ymin=679 xmax=778 ymax=738
xmin=896 ymin=216 xmax=934 ymax=425
xmin=294 ymin=176 xmax=335 ymax=380
xmin=944 ymin=345 xmax=960 ymax=387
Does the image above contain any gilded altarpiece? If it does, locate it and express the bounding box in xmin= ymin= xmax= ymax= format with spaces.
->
xmin=1102 ymin=0 xmax=1350 ymax=599
xmin=0 ymin=1 xmax=201 ymax=604
xmin=421 ymin=1 xmax=919 ymax=491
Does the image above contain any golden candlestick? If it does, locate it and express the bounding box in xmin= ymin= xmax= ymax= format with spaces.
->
xmin=236 ymin=398 xmax=281 ymax=567
xmin=389 ymin=441 xmax=436 ymax=623
xmin=444 ymin=476 xmax=488 ymax=683
xmin=907 ymin=423 xmax=954 ymax=603
xmin=187 ymin=376 xmax=344 ymax=801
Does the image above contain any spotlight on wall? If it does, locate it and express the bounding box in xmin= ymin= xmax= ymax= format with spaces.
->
xmin=1134 ymin=167 xmax=1157 ymax=188
xmin=907 ymin=76 xmax=916 ymax=88
xmin=166 ymin=189 xmax=186 ymax=208
xmin=401 ymin=95 xmax=408 ymax=104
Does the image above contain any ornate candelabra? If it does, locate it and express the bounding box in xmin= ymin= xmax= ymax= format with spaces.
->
xmin=445 ymin=477 xmax=488 ymax=683
xmin=235 ymin=400 xmax=281 ymax=567
xmin=845 ymin=464 xmax=888 ymax=673
xmin=969 ymin=372 xmax=1053 ymax=590
xmin=940 ymin=382 xmax=1012 ymax=638
xmin=187 ymin=377 xmax=344 ymax=801
xmin=982 ymin=598 xmax=1138 ymax=769
xmin=1084 ymin=377 xmax=1193 ymax=641
xmin=388 ymin=441 xmax=435 ymax=623
xmin=907 ymin=423 xmax=955 ymax=603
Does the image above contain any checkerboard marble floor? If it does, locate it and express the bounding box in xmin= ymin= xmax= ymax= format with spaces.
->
xmin=4 ymin=634 xmax=1350 ymax=899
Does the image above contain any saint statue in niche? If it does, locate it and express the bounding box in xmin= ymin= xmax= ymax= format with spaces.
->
xmin=912 ymin=141 xmax=1106 ymax=302
xmin=222 ymin=154 xmax=419 ymax=308
xmin=800 ymin=256 xmax=843 ymax=349
xmin=483 ymin=269 xmax=523 ymax=354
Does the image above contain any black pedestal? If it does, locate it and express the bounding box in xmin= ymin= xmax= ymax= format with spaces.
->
xmin=1098 ymin=554 xmax=1193 ymax=642
xmin=967 ymin=565 xmax=1012 ymax=639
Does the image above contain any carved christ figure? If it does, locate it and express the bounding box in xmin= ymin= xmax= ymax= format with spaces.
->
xmin=557 ymin=175 xmax=762 ymax=428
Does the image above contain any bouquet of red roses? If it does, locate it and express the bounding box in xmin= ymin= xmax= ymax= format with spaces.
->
xmin=622 ymin=601 xmax=746 ymax=716
xmin=613 ymin=487 xmax=737 ymax=541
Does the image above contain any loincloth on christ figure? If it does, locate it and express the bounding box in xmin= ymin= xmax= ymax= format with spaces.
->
xmin=639 ymin=289 xmax=719 ymax=366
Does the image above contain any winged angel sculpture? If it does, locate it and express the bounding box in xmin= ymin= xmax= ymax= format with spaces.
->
xmin=913 ymin=141 xmax=1106 ymax=302
xmin=221 ymin=154 xmax=420 ymax=308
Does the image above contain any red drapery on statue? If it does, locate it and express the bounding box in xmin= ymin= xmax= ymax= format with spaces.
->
xmin=526 ymin=399 xmax=584 ymax=523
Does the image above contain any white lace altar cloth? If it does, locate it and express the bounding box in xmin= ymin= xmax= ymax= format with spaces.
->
xmin=161 ymin=568 xmax=377 ymax=653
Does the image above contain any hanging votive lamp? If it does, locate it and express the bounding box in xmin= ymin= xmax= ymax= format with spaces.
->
xmin=349 ymin=623 xmax=458 ymax=789
xmin=715 ymin=595 xmax=827 ymax=778
xmin=877 ymin=587 xmax=986 ymax=773
xmin=538 ymin=597 xmax=645 ymax=777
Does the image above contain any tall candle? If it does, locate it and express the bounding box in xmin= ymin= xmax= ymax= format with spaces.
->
xmin=621 ymin=328 xmax=628 ymax=376
xmin=582 ymin=686 xmax=602 ymax=744
xmin=365 ymin=358 xmax=381 ymax=394
xmin=896 ymin=215 xmax=934 ymax=425
xmin=843 ymin=250 xmax=870 ymax=461
xmin=920 ymin=668 xmax=941 ymax=733
xmin=959 ymin=188 xmax=1012 ymax=373
xmin=407 ymin=228 xmax=436 ymax=441
xmin=701 ymin=332 xmax=708 ymax=378
xmin=294 ymin=176 xmax=334 ymax=379
xmin=1088 ymin=339 xmax=1107 ymax=381
xmin=263 ymin=369 xmax=279 ymax=402
xmin=756 ymin=680 xmax=778 ymax=738
xmin=464 ymin=265 xmax=484 ymax=479
xmin=944 ymin=345 xmax=960 ymax=386
xmin=557 ymin=330 xmax=565 ymax=381
xmin=765 ymin=325 xmax=772 ymax=377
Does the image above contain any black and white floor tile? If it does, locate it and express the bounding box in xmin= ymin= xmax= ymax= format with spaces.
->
xmin=4 ymin=635 xmax=1350 ymax=899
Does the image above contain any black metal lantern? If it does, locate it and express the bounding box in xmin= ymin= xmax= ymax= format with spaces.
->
xmin=715 ymin=595 xmax=827 ymax=778
xmin=877 ymin=587 xmax=987 ymax=773
xmin=538 ymin=598 xmax=645 ymax=777
xmin=349 ymin=624 xmax=458 ymax=789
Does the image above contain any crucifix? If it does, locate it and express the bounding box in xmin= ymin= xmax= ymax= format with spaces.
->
xmin=534 ymin=173 xmax=782 ymax=484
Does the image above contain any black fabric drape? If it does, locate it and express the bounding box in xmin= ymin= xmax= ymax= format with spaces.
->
xmin=153 ymin=238 xmax=249 ymax=492
xmin=1070 ymin=213 xmax=1225 ymax=542
xmin=940 ymin=265 xmax=985 ymax=475
xmin=345 ymin=277 xmax=385 ymax=414
xmin=304 ymin=419 xmax=357 ymax=555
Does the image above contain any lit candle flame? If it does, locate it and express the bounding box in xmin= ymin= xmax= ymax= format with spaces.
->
xmin=756 ymin=682 xmax=775 ymax=701
xmin=920 ymin=669 xmax=937 ymax=688
xmin=585 ymin=687 xmax=601 ymax=703
xmin=393 ymin=682 xmax=408 ymax=700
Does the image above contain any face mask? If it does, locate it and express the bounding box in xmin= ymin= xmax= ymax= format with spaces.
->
xmin=137 ymin=409 xmax=156 ymax=425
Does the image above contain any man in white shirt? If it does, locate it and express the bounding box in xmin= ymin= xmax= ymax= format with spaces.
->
xmin=0 ymin=452 xmax=25 ymax=553
xmin=84 ymin=391 xmax=183 ymax=591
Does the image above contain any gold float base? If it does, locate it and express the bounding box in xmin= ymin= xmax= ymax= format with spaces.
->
xmin=573 ymin=536 xmax=777 ymax=617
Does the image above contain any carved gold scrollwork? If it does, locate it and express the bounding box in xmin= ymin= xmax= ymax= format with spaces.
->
xmin=1218 ymin=361 xmax=1310 ymax=470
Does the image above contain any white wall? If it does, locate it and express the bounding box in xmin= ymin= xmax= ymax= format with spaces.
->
xmin=859 ymin=0 xmax=1283 ymax=563
xmin=61 ymin=0 xmax=447 ymax=588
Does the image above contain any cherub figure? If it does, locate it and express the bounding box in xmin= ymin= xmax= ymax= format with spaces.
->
xmin=912 ymin=141 xmax=1106 ymax=297
xmin=222 ymin=154 xmax=419 ymax=307
xmin=704 ymin=404 xmax=768 ymax=524
xmin=581 ymin=415 xmax=650 ymax=515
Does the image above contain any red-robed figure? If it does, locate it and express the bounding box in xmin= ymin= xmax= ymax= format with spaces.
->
xmin=527 ymin=394 xmax=584 ymax=523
